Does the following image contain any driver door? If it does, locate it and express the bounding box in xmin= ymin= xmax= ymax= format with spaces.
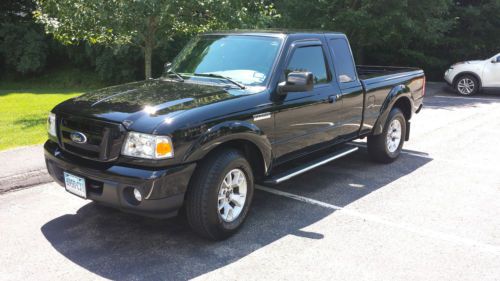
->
xmin=272 ymin=40 xmax=343 ymax=164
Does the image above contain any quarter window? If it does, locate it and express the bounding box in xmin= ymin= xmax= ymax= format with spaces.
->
xmin=286 ymin=46 xmax=328 ymax=84
xmin=329 ymin=39 xmax=357 ymax=83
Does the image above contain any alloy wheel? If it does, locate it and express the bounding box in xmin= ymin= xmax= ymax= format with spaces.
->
xmin=386 ymin=119 xmax=402 ymax=153
xmin=217 ymin=169 xmax=247 ymax=222
xmin=457 ymin=78 xmax=475 ymax=95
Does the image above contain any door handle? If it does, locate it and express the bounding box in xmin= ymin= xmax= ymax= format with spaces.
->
xmin=328 ymin=94 xmax=341 ymax=103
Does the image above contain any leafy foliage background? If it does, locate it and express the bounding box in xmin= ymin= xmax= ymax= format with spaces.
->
xmin=1 ymin=0 xmax=499 ymax=83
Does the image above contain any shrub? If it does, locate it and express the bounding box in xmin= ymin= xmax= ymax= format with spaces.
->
xmin=0 ymin=23 xmax=48 ymax=74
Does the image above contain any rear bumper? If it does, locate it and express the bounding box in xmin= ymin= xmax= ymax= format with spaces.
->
xmin=44 ymin=141 xmax=196 ymax=218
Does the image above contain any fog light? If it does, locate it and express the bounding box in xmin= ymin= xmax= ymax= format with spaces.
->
xmin=133 ymin=188 xmax=142 ymax=202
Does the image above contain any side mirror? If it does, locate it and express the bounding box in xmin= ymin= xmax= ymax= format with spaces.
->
xmin=278 ymin=71 xmax=314 ymax=95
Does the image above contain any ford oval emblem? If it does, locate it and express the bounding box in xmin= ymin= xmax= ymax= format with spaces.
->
xmin=70 ymin=132 xmax=87 ymax=144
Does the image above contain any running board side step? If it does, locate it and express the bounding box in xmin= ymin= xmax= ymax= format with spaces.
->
xmin=263 ymin=146 xmax=358 ymax=185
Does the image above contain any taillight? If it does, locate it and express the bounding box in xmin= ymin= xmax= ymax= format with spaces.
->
xmin=422 ymin=77 xmax=426 ymax=97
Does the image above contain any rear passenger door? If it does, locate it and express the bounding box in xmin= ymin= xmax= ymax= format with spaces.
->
xmin=326 ymin=35 xmax=364 ymax=139
xmin=273 ymin=40 xmax=343 ymax=163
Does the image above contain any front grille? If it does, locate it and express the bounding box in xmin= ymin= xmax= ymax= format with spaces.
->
xmin=58 ymin=114 xmax=125 ymax=162
xmin=63 ymin=143 xmax=100 ymax=159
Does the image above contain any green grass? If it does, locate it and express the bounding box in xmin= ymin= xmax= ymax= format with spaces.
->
xmin=0 ymin=68 xmax=113 ymax=151
xmin=0 ymin=90 xmax=82 ymax=150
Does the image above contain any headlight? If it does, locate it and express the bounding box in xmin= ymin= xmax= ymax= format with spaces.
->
xmin=122 ymin=132 xmax=174 ymax=159
xmin=47 ymin=112 xmax=57 ymax=137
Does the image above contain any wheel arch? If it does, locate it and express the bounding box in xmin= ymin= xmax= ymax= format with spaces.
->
xmin=453 ymin=71 xmax=482 ymax=89
xmin=372 ymin=85 xmax=413 ymax=136
xmin=183 ymin=120 xmax=272 ymax=181
xmin=393 ymin=97 xmax=412 ymax=122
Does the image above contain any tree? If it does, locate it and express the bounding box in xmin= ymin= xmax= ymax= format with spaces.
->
xmin=445 ymin=0 xmax=500 ymax=60
xmin=0 ymin=0 xmax=36 ymax=23
xmin=0 ymin=0 xmax=48 ymax=74
xmin=35 ymin=0 xmax=277 ymax=79
xmin=274 ymin=0 xmax=455 ymax=78
xmin=0 ymin=23 xmax=48 ymax=74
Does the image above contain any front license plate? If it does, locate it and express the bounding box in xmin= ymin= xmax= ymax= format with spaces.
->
xmin=64 ymin=172 xmax=87 ymax=199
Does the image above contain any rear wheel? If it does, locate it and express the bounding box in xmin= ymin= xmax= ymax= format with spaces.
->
xmin=367 ymin=108 xmax=406 ymax=163
xmin=185 ymin=149 xmax=254 ymax=240
xmin=454 ymin=75 xmax=479 ymax=96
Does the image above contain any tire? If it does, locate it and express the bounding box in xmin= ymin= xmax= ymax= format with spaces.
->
xmin=367 ymin=108 xmax=406 ymax=163
xmin=185 ymin=148 xmax=254 ymax=240
xmin=454 ymin=75 xmax=479 ymax=96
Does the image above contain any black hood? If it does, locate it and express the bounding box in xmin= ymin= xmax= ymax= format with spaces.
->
xmin=53 ymin=79 xmax=245 ymax=132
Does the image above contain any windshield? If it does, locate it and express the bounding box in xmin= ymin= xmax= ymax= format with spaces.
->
xmin=168 ymin=35 xmax=282 ymax=87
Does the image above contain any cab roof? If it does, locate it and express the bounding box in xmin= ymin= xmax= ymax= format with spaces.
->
xmin=203 ymin=29 xmax=345 ymax=38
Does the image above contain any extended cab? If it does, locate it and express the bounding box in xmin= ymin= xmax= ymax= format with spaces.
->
xmin=45 ymin=31 xmax=425 ymax=240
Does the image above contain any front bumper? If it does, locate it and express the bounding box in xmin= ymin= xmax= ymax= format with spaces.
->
xmin=44 ymin=141 xmax=196 ymax=218
xmin=444 ymin=69 xmax=453 ymax=85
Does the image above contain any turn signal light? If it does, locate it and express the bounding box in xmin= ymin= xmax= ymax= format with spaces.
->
xmin=156 ymin=140 xmax=173 ymax=157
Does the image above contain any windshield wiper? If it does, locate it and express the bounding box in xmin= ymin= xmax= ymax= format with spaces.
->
xmin=166 ymin=69 xmax=184 ymax=82
xmin=193 ymin=73 xmax=246 ymax=89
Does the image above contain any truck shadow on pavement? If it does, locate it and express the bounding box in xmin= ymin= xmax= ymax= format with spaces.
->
xmin=41 ymin=149 xmax=431 ymax=280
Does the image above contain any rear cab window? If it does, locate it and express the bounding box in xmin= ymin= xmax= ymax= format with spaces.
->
xmin=328 ymin=39 xmax=358 ymax=84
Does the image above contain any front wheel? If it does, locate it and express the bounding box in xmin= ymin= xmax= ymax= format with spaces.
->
xmin=454 ymin=75 xmax=479 ymax=96
xmin=367 ymin=108 xmax=406 ymax=163
xmin=185 ymin=149 xmax=254 ymax=240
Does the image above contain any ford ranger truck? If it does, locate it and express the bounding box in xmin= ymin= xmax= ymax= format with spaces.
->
xmin=45 ymin=31 xmax=425 ymax=240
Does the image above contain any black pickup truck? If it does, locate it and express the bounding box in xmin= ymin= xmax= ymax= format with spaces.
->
xmin=45 ymin=31 xmax=425 ymax=240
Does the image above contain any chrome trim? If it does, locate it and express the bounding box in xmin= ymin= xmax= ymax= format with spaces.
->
xmin=253 ymin=112 xmax=271 ymax=121
xmin=273 ymin=146 xmax=358 ymax=184
xmin=69 ymin=132 xmax=87 ymax=144
xmin=145 ymin=180 xmax=156 ymax=200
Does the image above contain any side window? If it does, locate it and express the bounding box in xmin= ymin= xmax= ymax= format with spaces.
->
xmin=286 ymin=46 xmax=328 ymax=84
xmin=329 ymin=39 xmax=357 ymax=83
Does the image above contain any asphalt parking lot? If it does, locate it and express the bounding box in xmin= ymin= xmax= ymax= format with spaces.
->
xmin=1 ymin=84 xmax=500 ymax=281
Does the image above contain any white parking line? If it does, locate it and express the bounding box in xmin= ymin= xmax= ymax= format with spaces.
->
xmin=421 ymin=105 xmax=454 ymax=109
xmin=433 ymin=95 xmax=500 ymax=102
xmin=257 ymin=185 xmax=343 ymax=210
xmin=256 ymin=185 xmax=500 ymax=254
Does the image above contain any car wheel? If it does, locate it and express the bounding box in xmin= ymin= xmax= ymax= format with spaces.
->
xmin=367 ymin=108 xmax=406 ymax=163
xmin=454 ymin=75 xmax=479 ymax=96
xmin=185 ymin=148 xmax=254 ymax=240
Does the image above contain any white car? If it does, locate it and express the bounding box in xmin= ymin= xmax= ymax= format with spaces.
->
xmin=444 ymin=53 xmax=500 ymax=95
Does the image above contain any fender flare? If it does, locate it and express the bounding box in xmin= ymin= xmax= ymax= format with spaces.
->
xmin=372 ymin=85 xmax=413 ymax=135
xmin=452 ymin=71 xmax=483 ymax=89
xmin=182 ymin=120 xmax=273 ymax=172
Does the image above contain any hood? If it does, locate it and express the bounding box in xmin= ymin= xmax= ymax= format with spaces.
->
xmin=452 ymin=60 xmax=483 ymax=67
xmin=464 ymin=60 xmax=483 ymax=64
xmin=54 ymin=79 xmax=246 ymax=132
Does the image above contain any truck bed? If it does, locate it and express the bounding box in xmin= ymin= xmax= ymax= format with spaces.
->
xmin=357 ymin=65 xmax=421 ymax=80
